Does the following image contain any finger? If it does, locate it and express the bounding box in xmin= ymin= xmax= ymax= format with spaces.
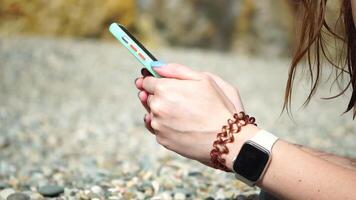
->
xmin=141 ymin=68 xmax=153 ymax=77
xmin=144 ymin=114 xmax=155 ymax=134
xmin=142 ymin=76 xmax=159 ymax=94
xmin=146 ymin=94 xmax=154 ymax=108
xmin=138 ymin=90 xmax=150 ymax=112
xmin=135 ymin=77 xmax=144 ymax=90
xmin=151 ymin=63 xmax=202 ymax=80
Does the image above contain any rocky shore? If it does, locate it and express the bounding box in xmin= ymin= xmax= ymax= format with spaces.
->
xmin=0 ymin=37 xmax=355 ymax=199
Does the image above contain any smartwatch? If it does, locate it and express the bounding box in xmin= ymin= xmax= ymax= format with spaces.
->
xmin=232 ymin=130 xmax=279 ymax=186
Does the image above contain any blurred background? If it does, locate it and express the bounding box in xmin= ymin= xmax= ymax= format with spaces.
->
xmin=0 ymin=0 xmax=297 ymax=55
xmin=0 ymin=0 xmax=343 ymax=55
xmin=0 ymin=1 xmax=354 ymax=200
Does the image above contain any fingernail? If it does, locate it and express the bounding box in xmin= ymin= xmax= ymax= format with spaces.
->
xmin=143 ymin=114 xmax=147 ymax=122
xmin=141 ymin=68 xmax=146 ymax=76
xmin=138 ymin=91 xmax=141 ymax=98
xmin=134 ymin=77 xmax=139 ymax=85
xmin=150 ymin=61 xmax=166 ymax=68
xmin=141 ymin=68 xmax=152 ymax=77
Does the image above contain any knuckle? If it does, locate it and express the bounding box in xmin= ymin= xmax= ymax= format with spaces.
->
xmin=150 ymin=100 xmax=161 ymax=114
xmin=155 ymin=83 xmax=166 ymax=93
xmin=143 ymin=76 xmax=155 ymax=84
xmin=150 ymin=100 xmax=167 ymax=116
xmin=141 ymin=77 xmax=149 ymax=88
xmin=150 ymin=119 xmax=161 ymax=130
xmin=147 ymin=96 xmax=155 ymax=109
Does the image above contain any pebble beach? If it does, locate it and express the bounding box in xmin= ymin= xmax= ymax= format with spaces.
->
xmin=0 ymin=37 xmax=355 ymax=200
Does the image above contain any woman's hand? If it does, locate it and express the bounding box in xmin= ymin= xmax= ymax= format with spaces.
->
xmin=136 ymin=67 xmax=245 ymax=132
xmin=134 ymin=63 xmax=244 ymax=166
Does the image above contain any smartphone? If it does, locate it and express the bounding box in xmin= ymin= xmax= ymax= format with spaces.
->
xmin=109 ymin=23 xmax=160 ymax=77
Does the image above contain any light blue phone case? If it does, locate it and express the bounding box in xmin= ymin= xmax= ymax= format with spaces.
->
xmin=109 ymin=23 xmax=160 ymax=77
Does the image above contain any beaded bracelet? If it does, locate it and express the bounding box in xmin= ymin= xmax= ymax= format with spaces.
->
xmin=210 ymin=112 xmax=257 ymax=172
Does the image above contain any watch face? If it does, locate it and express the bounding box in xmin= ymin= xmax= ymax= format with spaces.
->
xmin=233 ymin=142 xmax=270 ymax=182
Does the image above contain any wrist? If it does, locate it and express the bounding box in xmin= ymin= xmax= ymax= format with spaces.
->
xmin=223 ymin=124 xmax=261 ymax=171
xmin=209 ymin=112 xmax=259 ymax=172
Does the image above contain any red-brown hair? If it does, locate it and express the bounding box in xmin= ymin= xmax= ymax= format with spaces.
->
xmin=284 ymin=0 xmax=356 ymax=117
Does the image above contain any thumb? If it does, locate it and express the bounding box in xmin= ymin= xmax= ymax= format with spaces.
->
xmin=150 ymin=62 xmax=202 ymax=80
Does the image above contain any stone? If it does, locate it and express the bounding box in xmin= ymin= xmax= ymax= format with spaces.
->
xmin=0 ymin=183 xmax=10 ymax=190
xmin=0 ymin=188 xmax=15 ymax=199
xmin=0 ymin=137 xmax=10 ymax=149
xmin=151 ymin=181 xmax=160 ymax=195
xmin=159 ymin=192 xmax=173 ymax=200
xmin=188 ymin=171 xmax=203 ymax=177
xmin=90 ymin=186 xmax=102 ymax=194
xmin=37 ymin=185 xmax=64 ymax=197
xmin=246 ymin=194 xmax=259 ymax=200
xmin=173 ymin=192 xmax=186 ymax=200
xmin=7 ymin=193 xmax=30 ymax=200
xmin=64 ymin=188 xmax=79 ymax=197
xmin=108 ymin=196 xmax=121 ymax=200
xmin=110 ymin=179 xmax=124 ymax=187
xmin=28 ymin=192 xmax=44 ymax=200
xmin=172 ymin=188 xmax=192 ymax=198
xmin=235 ymin=194 xmax=247 ymax=200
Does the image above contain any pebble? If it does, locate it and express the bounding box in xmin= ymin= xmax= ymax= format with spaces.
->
xmin=28 ymin=192 xmax=44 ymax=200
xmin=137 ymin=182 xmax=154 ymax=197
xmin=77 ymin=190 xmax=90 ymax=200
xmin=172 ymin=188 xmax=192 ymax=198
xmin=173 ymin=192 xmax=186 ymax=200
xmin=64 ymin=188 xmax=78 ymax=197
xmin=188 ymin=171 xmax=203 ymax=177
xmin=154 ymin=192 xmax=173 ymax=200
xmin=0 ymin=188 xmax=15 ymax=199
xmin=38 ymin=185 xmax=64 ymax=197
xmin=0 ymin=137 xmax=10 ymax=149
xmin=108 ymin=195 xmax=121 ymax=200
xmin=246 ymin=194 xmax=259 ymax=200
xmin=235 ymin=195 xmax=247 ymax=200
xmin=110 ymin=179 xmax=124 ymax=187
xmin=0 ymin=183 xmax=10 ymax=190
xmin=151 ymin=181 xmax=160 ymax=194
xmin=90 ymin=185 xmax=103 ymax=194
xmin=7 ymin=193 xmax=30 ymax=200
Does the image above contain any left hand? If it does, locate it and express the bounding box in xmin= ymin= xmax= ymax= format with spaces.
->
xmin=135 ymin=63 xmax=239 ymax=166
xmin=136 ymin=68 xmax=245 ymax=133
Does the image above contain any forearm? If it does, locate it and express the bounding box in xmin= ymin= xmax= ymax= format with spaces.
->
xmin=295 ymin=144 xmax=356 ymax=171
xmin=260 ymin=140 xmax=356 ymax=199
xmin=224 ymin=126 xmax=356 ymax=200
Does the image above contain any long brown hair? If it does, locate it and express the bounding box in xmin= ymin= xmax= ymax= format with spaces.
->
xmin=284 ymin=0 xmax=356 ymax=117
